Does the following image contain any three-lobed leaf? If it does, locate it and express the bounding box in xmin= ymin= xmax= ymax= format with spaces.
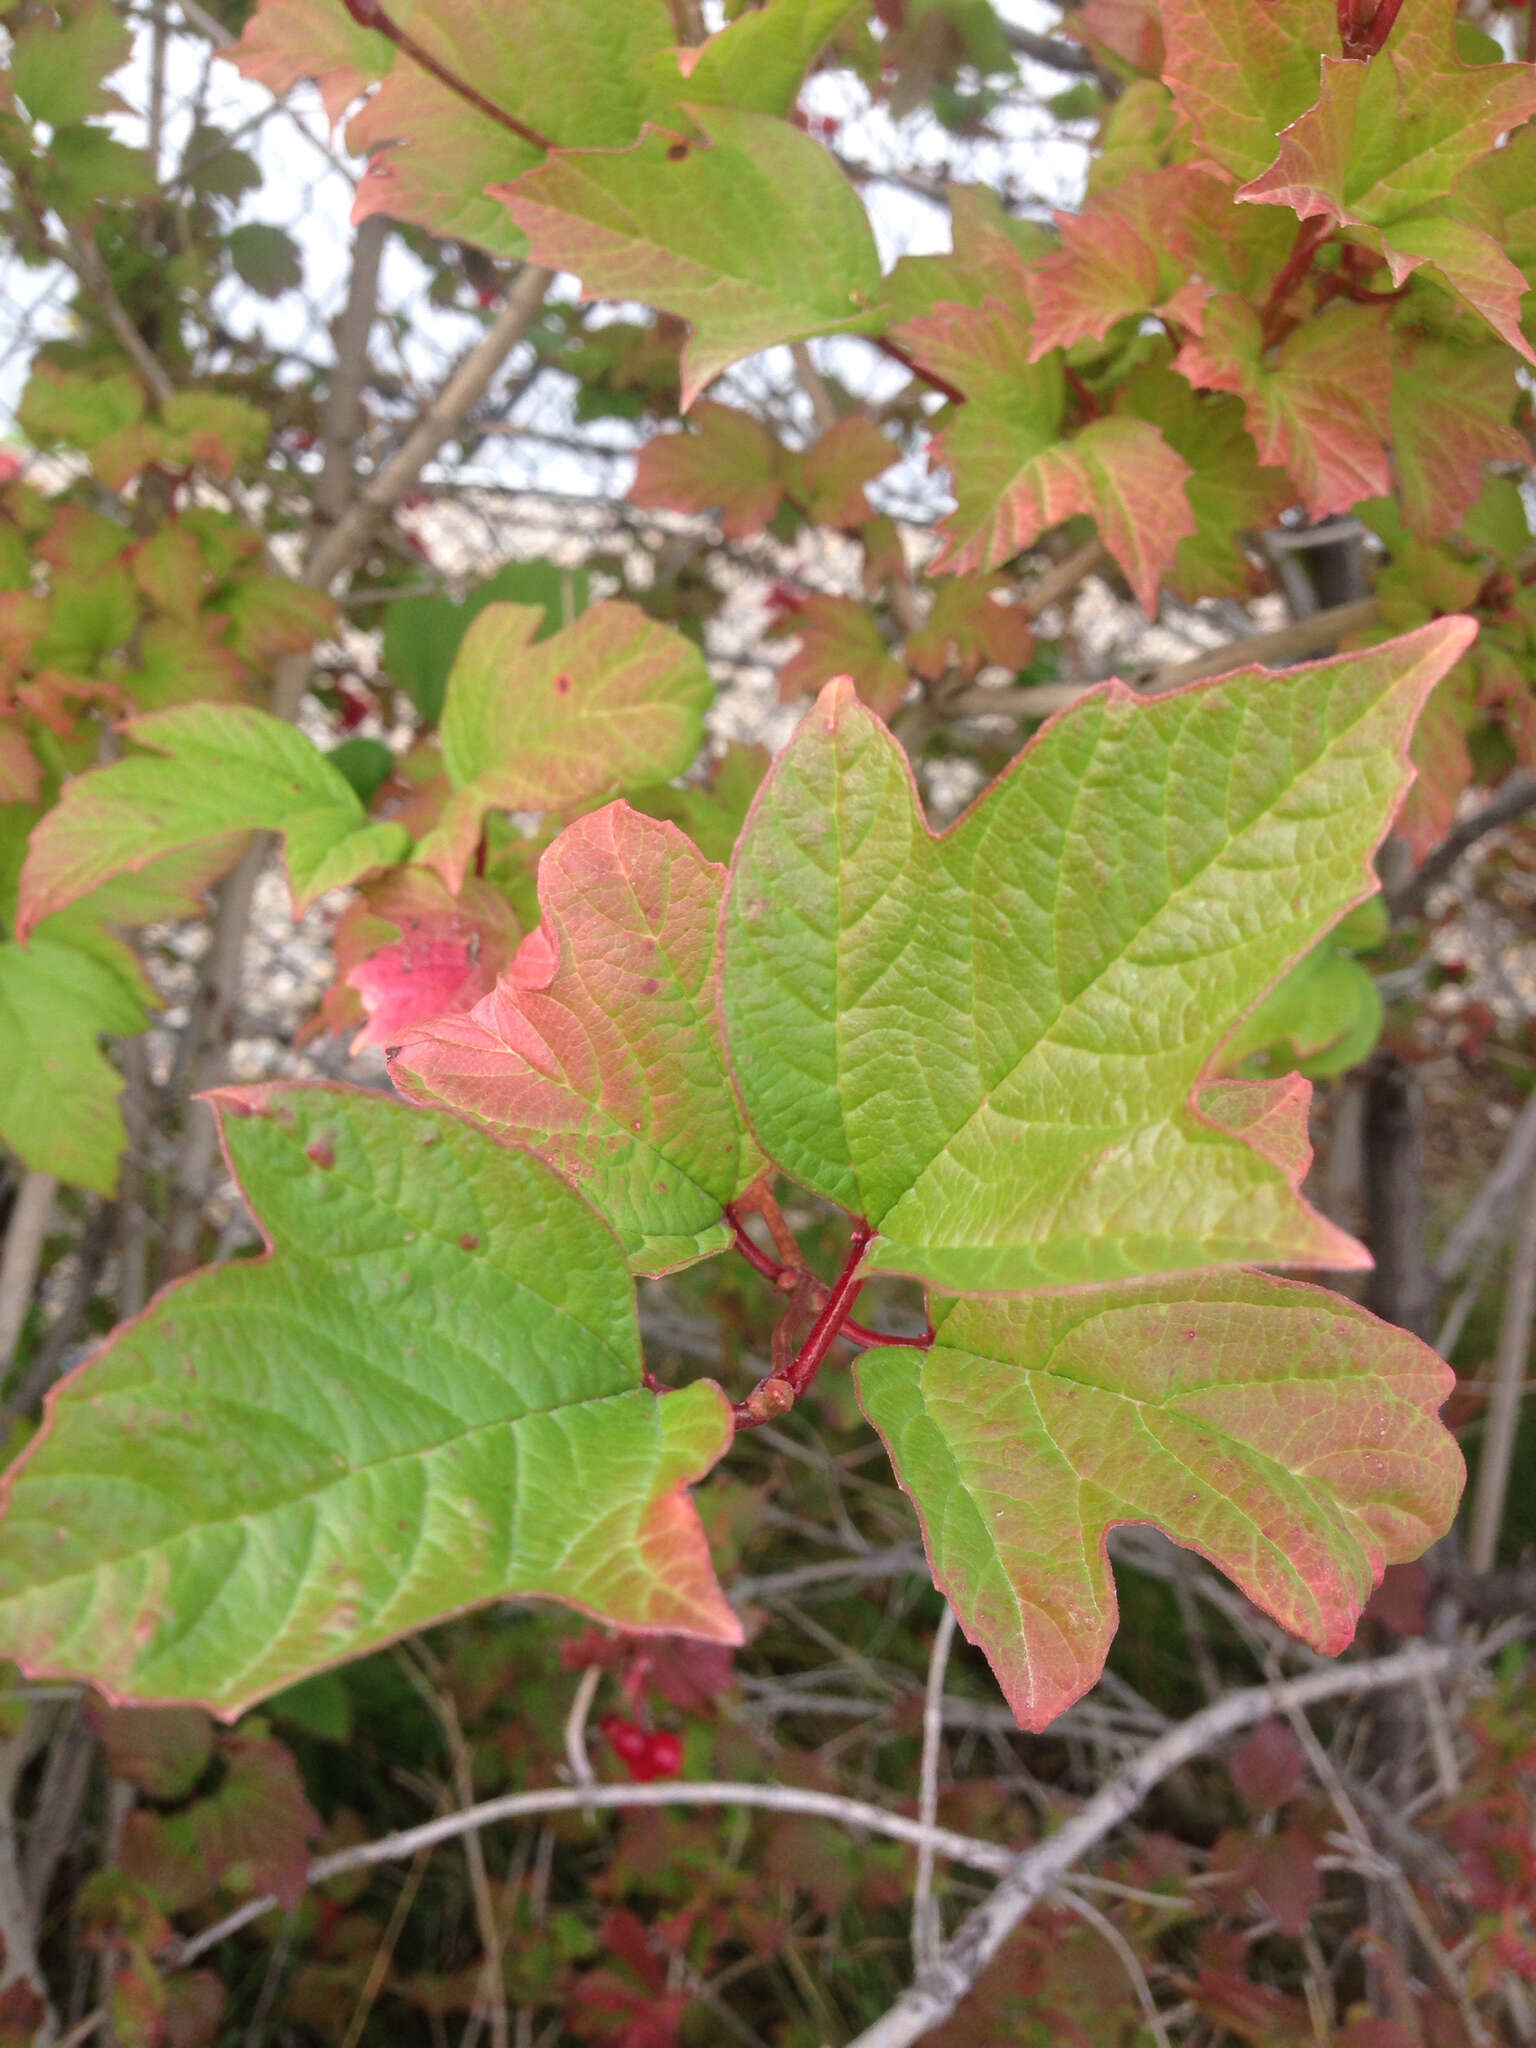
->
xmin=858 ymin=1274 xmax=1461 ymax=1727
xmin=723 ymin=621 xmax=1474 ymax=1295
xmin=0 ymin=1085 xmax=737 ymax=1714
xmin=393 ymin=804 xmax=762 ymax=1276
xmin=17 ymin=703 xmax=409 ymax=934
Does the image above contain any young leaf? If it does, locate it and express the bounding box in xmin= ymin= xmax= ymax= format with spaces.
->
xmin=1388 ymin=337 xmax=1525 ymax=542
xmin=896 ymin=301 xmax=1193 ymax=609
xmin=723 ymin=623 xmax=1474 ymax=1294
xmin=499 ymin=105 xmax=883 ymax=407
xmin=416 ymin=602 xmax=710 ymax=892
xmin=393 ymin=804 xmax=762 ymax=1276
xmin=637 ymin=0 xmax=864 ymax=120
xmin=1161 ymin=0 xmax=1335 ymax=185
xmin=231 ymin=0 xmax=395 ymax=124
xmin=1236 ymin=1 xmax=1536 ymax=360
xmin=1176 ymin=299 xmax=1392 ymax=522
xmin=767 ymin=592 xmax=909 ymax=717
xmin=384 ymin=559 xmax=591 ymax=726
xmin=0 ymin=1085 xmax=738 ymax=1713
xmin=17 ymin=703 xmax=410 ymax=935
xmin=857 ymin=1275 xmax=1460 ymax=1728
xmin=630 ymin=401 xmax=785 ymax=539
xmin=344 ymin=868 xmax=521 ymax=1051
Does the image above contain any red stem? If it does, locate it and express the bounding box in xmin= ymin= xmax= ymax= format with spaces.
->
xmin=1258 ymin=218 xmax=1333 ymax=346
xmin=874 ymin=336 xmax=967 ymax=407
xmin=343 ymin=0 xmax=555 ymax=153
xmin=725 ymin=1205 xmax=931 ymax=1352
xmin=1338 ymin=0 xmax=1406 ymax=58
xmin=732 ymin=1224 xmax=875 ymax=1428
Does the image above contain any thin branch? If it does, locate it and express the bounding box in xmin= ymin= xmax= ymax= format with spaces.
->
xmin=1431 ymin=1087 xmax=1536 ymax=1296
xmin=1387 ymin=770 xmax=1536 ymax=921
xmin=1148 ymin=596 xmax=1380 ymax=691
xmin=173 ymin=1781 xmax=1029 ymax=1968
xmin=0 ymin=1171 xmax=55 ymax=1375
xmin=912 ymin=1604 xmax=958 ymax=1975
xmin=57 ymin=226 xmax=175 ymax=405
xmin=1466 ymin=1161 xmax=1536 ymax=1574
xmin=563 ymin=1663 xmax=601 ymax=1821
xmin=316 ymin=214 xmax=390 ymax=527
xmin=842 ymin=1639 xmax=1513 ymax=2048
xmin=341 ymin=0 xmax=554 ymax=151
xmin=999 ymin=22 xmax=1098 ymax=74
xmin=1055 ymin=1885 xmax=1173 ymax=2048
xmin=731 ymin=1222 xmax=874 ymax=1427
xmin=0 ymin=1711 xmax=54 ymax=2040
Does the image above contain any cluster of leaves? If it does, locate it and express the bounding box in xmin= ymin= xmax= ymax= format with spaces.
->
xmin=1 ymin=0 xmax=1535 ymax=2032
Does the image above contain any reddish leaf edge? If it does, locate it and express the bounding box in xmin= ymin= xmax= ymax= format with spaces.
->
xmin=857 ymin=1268 xmax=1463 ymax=1730
xmin=0 ymin=1079 xmax=741 ymax=1722
xmin=717 ymin=615 xmax=1479 ymax=1297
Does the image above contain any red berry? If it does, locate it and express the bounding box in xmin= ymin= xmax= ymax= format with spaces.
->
xmin=642 ymin=1731 xmax=682 ymax=1780
xmin=598 ymin=1715 xmax=681 ymax=1782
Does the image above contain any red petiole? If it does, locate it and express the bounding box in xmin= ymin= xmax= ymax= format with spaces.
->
xmin=342 ymin=0 xmax=555 ymax=154
xmin=725 ymin=1206 xmax=932 ymax=1353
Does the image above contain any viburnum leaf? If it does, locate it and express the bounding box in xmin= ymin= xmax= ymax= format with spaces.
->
xmin=392 ymin=804 xmax=763 ymax=1276
xmin=1388 ymin=336 xmax=1525 ymax=542
xmin=880 ymin=183 xmax=1047 ymax=326
xmin=10 ymin=0 xmax=130 ymax=127
xmin=86 ymin=1700 xmax=217 ymax=1803
xmin=343 ymin=867 xmax=521 ymax=1052
xmin=858 ymin=1275 xmax=1460 ymax=1727
xmin=1161 ymin=0 xmax=1335 ymax=185
xmin=0 ymin=936 xmax=149 ymax=1194
xmin=723 ymin=621 xmax=1473 ymax=1293
xmin=767 ymin=592 xmax=908 ymax=717
xmin=905 ymin=572 xmax=1035 ymax=683
xmin=415 ymin=601 xmax=710 ymax=892
xmin=1235 ymin=0 xmax=1536 ymax=360
xmin=0 ymin=722 xmax=41 ymax=805
xmin=1116 ymin=363 xmax=1293 ymax=600
xmin=635 ymin=0 xmax=864 ymax=119
xmin=1070 ymin=0 xmax=1163 ymax=76
xmin=1176 ymin=299 xmax=1391 ymax=522
xmin=229 ymin=0 xmax=395 ymax=125
xmin=119 ymin=1729 xmax=319 ymax=1911
xmin=629 ymin=401 xmax=785 ymax=539
xmin=17 ymin=703 xmax=410 ymax=935
xmin=346 ymin=0 xmax=678 ymax=258
xmin=785 ymin=415 xmax=899 ymax=529
xmin=499 ymin=104 xmax=884 ymax=408
xmin=0 ymin=1084 xmax=738 ymax=1712
xmin=896 ymin=300 xmax=1194 ymax=610
xmin=17 ymin=363 xmax=142 ymax=460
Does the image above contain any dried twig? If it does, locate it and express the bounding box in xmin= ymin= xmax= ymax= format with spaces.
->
xmin=1467 ymin=1163 xmax=1536 ymax=1574
xmin=1388 ymin=770 xmax=1536 ymax=921
xmin=1147 ymin=596 xmax=1379 ymax=691
xmin=1056 ymin=1885 xmax=1172 ymax=2048
xmin=912 ymin=1605 xmax=958 ymax=1974
xmin=0 ymin=1171 xmax=55 ymax=1374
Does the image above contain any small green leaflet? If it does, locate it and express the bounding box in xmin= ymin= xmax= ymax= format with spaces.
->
xmin=0 ymin=938 xmax=148 ymax=1194
xmin=500 ymin=104 xmax=884 ymax=408
xmin=858 ymin=1274 xmax=1461 ymax=1728
xmin=415 ymin=601 xmax=711 ymax=892
xmin=0 ymin=1086 xmax=737 ymax=1714
xmin=17 ymin=703 xmax=409 ymax=935
xmin=394 ymin=804 xmax=763 ymax=1275
xmin=723 ymin=621 xmax=1474 ymax=1294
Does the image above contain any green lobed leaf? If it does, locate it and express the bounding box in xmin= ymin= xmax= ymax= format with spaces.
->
xmin=17 ymin=703 xmax=410 ymax=936
xmin=1387 ymin=336 xmax=1526 ymax=543
xmin=636 ymin=0 xmax=867 ymax=119
xmin=10 ymin=0 xmax=131 ymax=127
xmin=416 ymin=601 xmax=711 ymax=891
xmin=500 ymin=104 xmax=884 ymax=408
xmin=857 ymin=1273 xmax=1461 ymax=1727
xmin=1161 ymin=0 xmax=1335 ymax=186
xmin=393 ymin=803 xmax=763 ymax=1275
xmin=630 ymin=401 xmax=786 ymax=540
xmin=723 ymin=622 xmax=1474 ymax=1294
xmin=384 ymin=560 xmax=592 ymax=726
xmin=230 ymin=0 xmax=396 ymax=125
xmin=0 ymin=1085 xmax=738 ymax=1713
xmin=0 ymin=936 xmax=149 ymax=1194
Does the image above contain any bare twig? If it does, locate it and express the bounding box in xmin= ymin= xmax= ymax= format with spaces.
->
xmin=1388 ymin=770 xmax=1536 ymax=920
xmin=1148 ymin=596 xmax=1379 ymax=691
xmin=0 ymin=1171 xmax=55 ymax=1375
xmin=316 ymin=214 xmax=390 ymax=527
xmin=912 ymin=1605 xmax=958 ymax=1974
xmin=1433 ymin=1088 xmax=1536 ymax=1298
xmin=842 ymin=1640 xmax=1512 ymax=2048
xmin=1056 ymin=1885 xmax=1172 ymax=2048
xmin=999 ymin=22 xmax=1098 ymax=74
xmin=0 ymin=1710 xmax=54 ymax=2040
xmin=1467 ymin=1162 xmax=1536 ymax=1574
xmin=563 ymin=1663 xmax=601 ymax=1819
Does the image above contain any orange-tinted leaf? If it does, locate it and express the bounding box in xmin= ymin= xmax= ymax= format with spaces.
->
xmin=905 ymin=572 xmax=1034 ymax=682
xmin=629 ymin=401 xmax=783 ymax=538
xmin=767 ymin=591 xmax=908 ymax=715
xmin=787 ymin=414 xmax=898 ymax=528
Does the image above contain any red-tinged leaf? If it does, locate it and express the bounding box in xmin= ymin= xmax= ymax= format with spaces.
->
xmin=767 ymin=591 xmax=908 ymax=716
xmin=85 ymin=1700 xmax=216 ymax=1801
xmin=0 ymin=591 xmax=48 ymax=688
xmin=164 ymin=1972 xmax=224 ymax=2048
xmin=1191 ymin=1928 xmax=1311 ymax=2043
xmin=905 ymin=571 xmax=1034 ymax=683
xmin=1235 ymin=0 xmax=1536 ymax=360
xmin=129 ymin=621 xmax=250 ymax=711
xmin=16 ymin=669 xmax=129 ymax=742
xmin=499 ymin=104 xmax=884 ymax=408
xmin=1177 ymin=298 xmax=1391 ymax=521
xmin=0 ymin=719 xmax=40 ymax=804
xmin=1069 ymin=0 xmax=1163 ymax=74
xmin=1389 ymin=336 xmax=1526 ymax=542
xmin=230 ymin=0 xmax=393 ymax=125
xmin=394 ymin=803 xmax=761 ymax=1274
xmin=221 ymin=576 xmax=336 ymax=664
xmin=35 ymin=503 xmax=130 ymax=577
xmin=639 ymin=0 xmax=865 ymax=120
xmin=128 ymin=523 xmax=214 ymax=623
xmin=897 ymin=300 xmax=1193 ymax=609
xmin=858 ymin=1274 xmax=1460 ymax=1728
xmin=1162 ymin=0 xmax=1336 ymax=185
xmin=120 ymin=1732 xmax=320 ymax=1911
xmin=1229 ymin=1718 xmax=1308 ymax=1813
xmin=416 ymin=600 xmax=710 ymax=892
xmin=347 ymin=0 xmax=677 ymax=258
xmin=629 ymin=400 xmax=784 ymax=539
xmin=345 ymin=868 xmax=520 ymax=1051
xmin=787 ymin=414 xmax=899 ymax=529
xmin=1116 ymin=363 xmax=1294 ymax=600
xmin=1026 ymin=165 xmax=1231 ymax=357
xmin=1399 ymin=665 xmax=1477 ymax=862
